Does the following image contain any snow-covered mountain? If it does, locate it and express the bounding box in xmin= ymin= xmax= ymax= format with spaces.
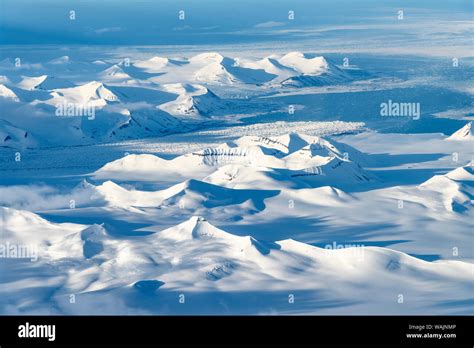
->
xmin=94 ymin=132 xmax=372 ymax=189
xmin=0 ymin=84 xmax=20 ymax=101
xmin=0 ymin=206 xmax=83 ymax=246
xmin=46 ymin=81 xmax=119 ymax=106
xmin=16 ymin=75 xmax=49 ymax=90
xmin=0 ymin=119 xmax=34 ymax=147
xmin=47 ymin=55 xmax=71 ymax=65
xmin=447 ymin=122 xmax=473 ymax=141
xmin=237 ymin=51 xmax=359 ymax=87
xmin=192 ymin=52 xmax=277 ymax=85
xmin=99 ymin=64 xmax=133 ymax=82
xmin=0 ymin=47 xmax=472 ymax=316
xmin=2 ymin=208 xmax=472 ymax=314
xmin=133 ymin=56 xmax=185 ymax=73
xmin=158 ymin=83 xmax=228 ymax=118
xmin=419 ymin=162 xmax=474 ymax=213
xmin=132 ymin=51 xmax=360 ymax=87
xmin=0 ymin=51 xmax=372 ymax=149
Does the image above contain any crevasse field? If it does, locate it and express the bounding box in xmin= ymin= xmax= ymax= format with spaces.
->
xmin=0 ymin=0 xmax=473 ymax=315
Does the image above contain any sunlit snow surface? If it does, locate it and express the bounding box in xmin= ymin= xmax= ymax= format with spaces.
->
xmin=0 ymin=0 xmax=473 ymax=314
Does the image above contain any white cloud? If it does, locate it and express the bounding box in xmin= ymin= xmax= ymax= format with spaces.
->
xmin=95 ymin=27 xmax=122 ymax=35
xmin=254 ymin=21 xmax=286 ymax=29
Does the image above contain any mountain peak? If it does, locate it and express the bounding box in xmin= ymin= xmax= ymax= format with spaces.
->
xmin=148 ymin=56 xmax=169 ymax=64
xmin=0 ymin=84 xmax=20 ymax=101
xmin=17 ymin=75 xmax=48 ymax=90
xmin=447 ymin=122 xmax=473 ymax=141
xmin=278 ymin=52 xmax=329 ymax=75
xmin=190 ymin=52 xmax=224 ymax=64
xmin=48 ymin=56 xmax=70 ymax=65
xmin=158 ymin=215 xmax=225 ymax=241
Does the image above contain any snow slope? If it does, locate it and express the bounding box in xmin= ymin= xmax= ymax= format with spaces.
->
xmin=0 ymin=119 xmax=34 ymax=147
xmin=419 ymin=162 xmax=474 ymax=213
xmin=94 ymin=132 xmax=372 ymax=189
xmin=1 ymin=213 xmax=471 ymax=314
xmin=1 ymin=206 xmax=83 ymax=246
xmin=136 ymin=51 xmax=359 ymax=87
xmin=0 ymin=84 xmax=19 ymax=102
xmin=237 ymin=52 xmax=356 ymax=87
xmin=279 ymin=52 xmax=331 ymax=74
xmin=0 ymin=51 xmax=373 ymax=149
xmin=193 ymin=53 xmax=276 ymax=85
xmin=42 ymin=81 xmax=119 ymax=107
xmin=99 ymin=65 xmax=133 ymax=82
xmin=447 ymin=122 xmax=473 ymax=141
xmin=158 ymin=83 xmax=227 ymax=118
xmin=133 ymin=56 xmax=185 ymax=73
xmin=0 ymin=47 xmax=472 ymax=316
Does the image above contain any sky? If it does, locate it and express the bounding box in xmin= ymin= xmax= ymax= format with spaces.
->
xmin=0 ymin=0 xmax=472 ymax=45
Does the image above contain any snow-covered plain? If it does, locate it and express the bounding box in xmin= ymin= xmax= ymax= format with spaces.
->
xmin=0 ymin=44 xmax=473 ymax=315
